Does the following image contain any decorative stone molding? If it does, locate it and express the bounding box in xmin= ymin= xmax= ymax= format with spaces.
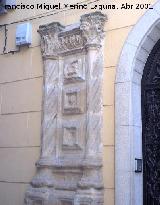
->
xmin=25 ymin=11 xmax=107 ymax=205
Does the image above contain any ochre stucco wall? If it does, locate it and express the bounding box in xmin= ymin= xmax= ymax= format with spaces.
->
xmin=0 ymin=0 xmax=157 ymax=204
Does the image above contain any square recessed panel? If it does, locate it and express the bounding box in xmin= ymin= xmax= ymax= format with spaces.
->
xmin=63 ymin=127 xmax=78 ymax=148
xmin=62 ymin=87 xmax=85 ymax=115
xmin=63 ymin=57 xmax=85 ymax=83
xmin=80 ymin=203 xmax=91 ymax=205
xmin=59 ymin=199 xmax=73 ymax=205
xmin=33 ymin=199 xmax=43 ymax=205
xmin=77 ymin=199 xmax=92 ymax=205
xmin=61 ymin=119 xmax=85 ymax=153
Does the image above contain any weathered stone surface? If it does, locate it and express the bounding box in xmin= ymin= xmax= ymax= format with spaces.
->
xmin=25 ymin=12 xmax=107 ymax=205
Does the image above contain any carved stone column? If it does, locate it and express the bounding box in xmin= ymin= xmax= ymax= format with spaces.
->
xmin=25 ymin=12 xmax=107 ymax=205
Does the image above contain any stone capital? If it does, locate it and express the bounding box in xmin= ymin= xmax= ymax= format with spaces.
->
xmin=80 ymin=12 xmax=107 ymax=46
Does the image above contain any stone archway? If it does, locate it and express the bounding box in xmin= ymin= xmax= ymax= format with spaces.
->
xmin=115 ymin=1 xmax=160 ymax=205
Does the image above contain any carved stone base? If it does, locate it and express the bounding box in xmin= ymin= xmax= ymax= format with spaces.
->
xmin=78 ymin=169 xmax=103 ymax=189
xmin=25 ymin=188 xmax=103 ymax=205
xmin=75 ymin=189 xmax=104 ymax=205
xmin=31 ymin=168 xmax=55 ymax=188
xmin=25 ymin=187 xmax=50 ymax=205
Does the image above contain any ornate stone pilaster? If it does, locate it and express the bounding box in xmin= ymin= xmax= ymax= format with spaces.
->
xmin=25 ymin=12 xmax=107 ymax=205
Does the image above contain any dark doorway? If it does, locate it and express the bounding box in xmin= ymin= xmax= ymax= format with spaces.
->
xmin=142 ymin=39 xmax=160 ymax=205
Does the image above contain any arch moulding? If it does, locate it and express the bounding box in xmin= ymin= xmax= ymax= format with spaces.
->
xmin=115 ymin=1 xmax=160 ymax=205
